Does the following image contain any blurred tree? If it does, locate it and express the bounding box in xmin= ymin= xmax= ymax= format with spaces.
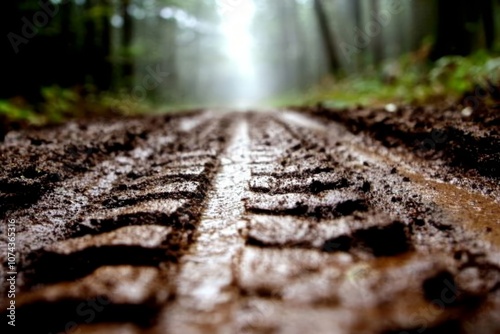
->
xmin=431 ymin=0 xmax=497 ymax=59
xmin=1 ymin=0 xmax=498 ymax=109
xmin=313 ymin=0 xmax=340 ymax=74
xmin=83 ymin=0 xmax=98 ymax=87
xmin=96 ymin=0 xmax=113 ymax=90
xmin=121 ymin=0 xmax=134 ymax=88
xmin=371 ymin=0 xmax=384 ymax=66
xmin=352 ymin=0 xmax=363 ymax=71
xmin=431 ymin=0 xmax=469 ymax=59
xmin=481 ymin=0 xmax=496 ymax=50
xmin=289 ymin=0 xmax=309 ymax=91
xmin=1 ymin=2 xmax=23 ymax=99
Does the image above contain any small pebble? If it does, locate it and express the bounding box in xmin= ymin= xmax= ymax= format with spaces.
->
xmin=385 ymin=103 xmax=398 ymax=113
xmin=461 ymin=107 xmax=473 ymax=117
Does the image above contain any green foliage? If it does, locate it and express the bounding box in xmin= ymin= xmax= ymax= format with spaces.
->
xmin=301 ymin=50 xmax=500 ymax=108
xmin=429 ymin=51 xmax=499 ymax=93
xmin=96 ymin=90 xmax=156 ymax=116
xmin=41 ymin=86 xmax=80 ymax=122
xmin=0 ymin=100 xmax=42 ymax=124
xmin=0 ymin=86 xmax=82 ymax=125
xmin=0 ymin=86 xmax=157 ymax=126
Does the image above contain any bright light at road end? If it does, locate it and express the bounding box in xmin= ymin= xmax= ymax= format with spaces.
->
xmin=217 ymin=0 xmax=258 ymax=109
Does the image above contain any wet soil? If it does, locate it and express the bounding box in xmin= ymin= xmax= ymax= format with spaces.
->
xmin=0 ymin=107 xmax=499 ymax=333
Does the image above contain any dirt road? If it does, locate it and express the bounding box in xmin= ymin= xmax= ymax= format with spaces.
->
xmin=1 ymin=107 xmax=499 ymax=333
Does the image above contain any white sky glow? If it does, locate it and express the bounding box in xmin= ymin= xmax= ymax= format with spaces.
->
xmin=217 ymin=0 xmax=258 ymax=107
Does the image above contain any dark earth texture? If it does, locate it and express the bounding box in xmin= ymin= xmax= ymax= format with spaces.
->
xmin=0 ymin=106 xmax=499 ymax=333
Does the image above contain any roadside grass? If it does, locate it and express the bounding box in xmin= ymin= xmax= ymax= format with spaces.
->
xmin=270 ymin=50 xmax=500 ymax=109
xmin=1 ymin=51 xmax=499 ymax=126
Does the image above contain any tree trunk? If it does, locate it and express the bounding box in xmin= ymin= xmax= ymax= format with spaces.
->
xmin=83 ymin=0 xmax=97 ymax=89
xmin=1 ymin=1 xmax=24 ymax=98
xmin=289 ymin=0 xmax=308 ymax=90
xmin=352 ymin=0 xmax=363 ymax=71
xmin=121 ymin=0 xmax=134 ymax=87
xmin=98 ymin=0 xmax=112 ymax=90
xmin=278 ymin=0 xmax=296 ymax=91
xmin=481 ymin=0 xmax=495 ymax=50
xmin=60 ymin=1 xmax=75 ymax=87
xmin=164 ymin=19 xmax=178 ymax=101
xmin=371 ymin=0 xmax=384 ymax=65
xmin=430 ymin=0 xmax=470 ymax=60
xmin=313 ymin=0 xmax=340 ymax=74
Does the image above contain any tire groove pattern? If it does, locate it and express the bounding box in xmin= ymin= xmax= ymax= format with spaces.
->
xmin=1 ymin=112 xmax=233 ymax=333
xmin=0 ymin=111 xmax=498 ymax=333
xmin=235 ymin=112 xmax=500 ymax=334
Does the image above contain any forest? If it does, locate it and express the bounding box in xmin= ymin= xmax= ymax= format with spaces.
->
xmin=2 ymin=2 xmax=500 ymax=333
xmin=1 ymin=0 xmax=500 ymax=123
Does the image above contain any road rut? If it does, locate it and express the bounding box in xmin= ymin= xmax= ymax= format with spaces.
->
xmin=1 ymin=108 xmax=499 ymax=333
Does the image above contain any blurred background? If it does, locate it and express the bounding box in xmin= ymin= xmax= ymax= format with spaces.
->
xmin=1 ymin=0 xmax=500 ymax=124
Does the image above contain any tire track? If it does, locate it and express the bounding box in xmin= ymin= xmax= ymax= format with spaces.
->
xmin=1 ymin=112 xmax=232 ymax=333
xmin=160 ymin=117 xmax=251 ymax=333
xmin=234 ymin=111 xmax=500 ymax=334
xmin=0 ymin=110 xmax=498 ymax=333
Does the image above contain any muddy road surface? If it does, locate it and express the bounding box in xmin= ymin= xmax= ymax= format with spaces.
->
xmin=1 ymin=106 xmax=499 ymax=333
